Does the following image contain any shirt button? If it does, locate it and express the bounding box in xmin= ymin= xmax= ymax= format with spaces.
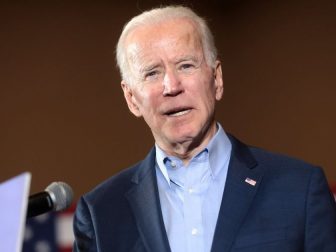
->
xmin=191 ymin=228 xmax=198 ymax=235
xmin=188 ymin=188 xmax=194 ymax=193
xmin=171 ymin=161 xmax=176 ymax=168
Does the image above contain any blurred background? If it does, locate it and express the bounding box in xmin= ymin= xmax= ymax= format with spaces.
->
xmin=1 ymin=0 xmax=335 ymax=249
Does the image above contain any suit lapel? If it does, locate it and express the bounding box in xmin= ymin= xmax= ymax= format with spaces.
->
xmin=211 ymin=136 xmax=264 ymax=252
xmin=125 ymin=149 xmax=171 ymax=252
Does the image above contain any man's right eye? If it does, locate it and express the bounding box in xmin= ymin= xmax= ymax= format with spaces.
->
xmin=144 ymin=70 xmax=159 ymax=80
xmin=147 ymin=71 xmax=157 ymax=77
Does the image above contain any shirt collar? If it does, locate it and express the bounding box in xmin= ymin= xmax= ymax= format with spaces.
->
xmin=155 ymin=123 xmax=232 ymax=186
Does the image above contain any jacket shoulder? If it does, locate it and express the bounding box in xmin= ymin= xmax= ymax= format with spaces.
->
xmin=230 ymin=134 xmax=319 ymax=172
xmin=251 ymin=145 xmax=317 ymax=168
xmin=228 ymin=134 xmax=324 ymax=189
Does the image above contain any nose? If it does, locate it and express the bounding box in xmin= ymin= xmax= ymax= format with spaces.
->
xmin=162 ymin=69 xmax=183 ymax=96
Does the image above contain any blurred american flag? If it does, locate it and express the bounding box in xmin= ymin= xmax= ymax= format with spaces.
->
xmin=23 ymin=205 xmax=75 ymax=252
xmin=22 ymin=186 xmax=336 ymax=252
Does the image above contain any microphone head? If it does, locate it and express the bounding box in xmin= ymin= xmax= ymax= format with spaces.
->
xmin=45 ymin=182 xmax=74 ymax=211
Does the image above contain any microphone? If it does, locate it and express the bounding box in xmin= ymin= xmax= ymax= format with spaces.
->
xmin=27 ymin=182 xmax=74 ymax=218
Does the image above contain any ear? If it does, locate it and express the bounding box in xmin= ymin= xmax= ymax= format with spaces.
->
xmin=121 ymin=81 xmax=142 ymax=117
xmin=213 ymin=60 xmax=224 ymax=101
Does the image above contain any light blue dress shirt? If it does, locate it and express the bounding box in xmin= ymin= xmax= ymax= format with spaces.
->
xmin=155 ymin=124 xmax=232 ymax=252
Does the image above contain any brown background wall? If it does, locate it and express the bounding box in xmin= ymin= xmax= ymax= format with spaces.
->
xmin=1 ymin=0 xmax=335 ymax=200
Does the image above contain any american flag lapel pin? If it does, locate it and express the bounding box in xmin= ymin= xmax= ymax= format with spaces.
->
xmin=245 ymin=177 xmax=257 ymax=186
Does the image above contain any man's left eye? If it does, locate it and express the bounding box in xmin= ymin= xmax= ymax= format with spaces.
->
xmin=180 ymin=63 xmax=194 ymax=71
xmin=181 ymin=64 xmax=193 ymax=69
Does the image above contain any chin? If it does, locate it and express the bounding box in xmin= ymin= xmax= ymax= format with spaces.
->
xmin=166 ymin=126 xmax=199 ymax=143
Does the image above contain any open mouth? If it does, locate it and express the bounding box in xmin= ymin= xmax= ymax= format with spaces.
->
xmin=165 ymin=108 xmax=192 ymax=117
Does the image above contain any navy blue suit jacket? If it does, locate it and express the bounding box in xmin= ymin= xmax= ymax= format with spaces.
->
xmin=73 ymin=136 xmax=336 ymax=251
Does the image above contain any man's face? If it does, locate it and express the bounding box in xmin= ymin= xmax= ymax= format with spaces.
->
xmin=122 ymin=18 xmax=223 ymax=152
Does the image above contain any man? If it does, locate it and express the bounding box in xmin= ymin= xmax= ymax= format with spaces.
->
xmin=73 ymin=6 xmax=336 ymax=252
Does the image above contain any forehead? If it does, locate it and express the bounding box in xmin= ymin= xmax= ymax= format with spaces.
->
xmin=125 ymin=18 xmax=203 ymax=63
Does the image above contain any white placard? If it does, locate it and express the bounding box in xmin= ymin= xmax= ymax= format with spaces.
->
xmin=0 ymin=172 xmax=31 ymax=252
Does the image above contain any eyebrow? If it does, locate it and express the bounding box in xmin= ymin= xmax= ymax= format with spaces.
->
xmin=137 ymin=55 xmax=202 ymax=74
xmin=138 ymin=61 xmax=162 ymax=74
xmin=175 ymin=55 xmax=199 ymax=64
xmin=176 ymin=55 xmax=204 ymax=69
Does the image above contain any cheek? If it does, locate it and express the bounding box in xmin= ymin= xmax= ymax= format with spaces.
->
xmin=191 ymin=74 xmax=216 ymax=97
xmin=134 ymin=86 xmax=161 ymax=112
xmin=196 ymin=80 xmax=218 ymax=111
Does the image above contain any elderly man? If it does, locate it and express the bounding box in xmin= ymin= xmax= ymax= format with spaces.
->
xmin=73 ymin=6 xmax=336 ymax=252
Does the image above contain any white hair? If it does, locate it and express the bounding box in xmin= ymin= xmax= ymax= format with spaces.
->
xmin=116 ymin=5 xmax=218 ymax=85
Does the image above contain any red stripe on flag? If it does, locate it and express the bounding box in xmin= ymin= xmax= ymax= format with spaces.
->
xmin=331 ymin=184 xmax=336 ymax=201
xmin=60 ymin=249 xmax=73 ymax=252
xmin=57 ymin=204 xmax=76 ymax=251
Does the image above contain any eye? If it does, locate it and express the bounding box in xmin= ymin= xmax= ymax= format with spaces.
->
xmin=180 ymin=63 xmax=194 ymax=70
xmin=144 ymin=70 xmax=159 ymax=80
xmin=178 ymin=63 xmax=196 ymax=74
xmin=147 ymin=71 xmax=158 ymax=76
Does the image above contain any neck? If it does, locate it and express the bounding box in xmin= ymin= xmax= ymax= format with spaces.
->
xmin=156 ymin=122 xmax=218 ymax=165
